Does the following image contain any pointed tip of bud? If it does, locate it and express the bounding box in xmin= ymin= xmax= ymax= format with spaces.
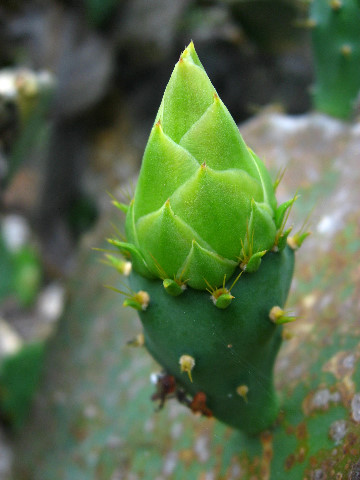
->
xmin=181 ymin=41 xmax=197 ymax=61
xmin=179 ymin=354 xmax=195 ymax=382
xmin=213 ymin=92 xmax=220 ymax=102
xmin=155 ymin=119 xmax=162 ymax=128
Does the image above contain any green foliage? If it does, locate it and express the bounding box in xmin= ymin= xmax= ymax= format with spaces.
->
xmin=310 ymin=0 xmax=360 ymax=118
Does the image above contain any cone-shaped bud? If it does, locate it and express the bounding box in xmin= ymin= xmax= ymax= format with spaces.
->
xmin=123 ymin=42 xmax=289 ymax=290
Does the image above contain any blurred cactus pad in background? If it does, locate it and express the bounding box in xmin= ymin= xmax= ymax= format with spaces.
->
xmin=109 ymin=42 xmax=305 ymax=435
xmin=310 ymin=0 xmax=360 ymax=119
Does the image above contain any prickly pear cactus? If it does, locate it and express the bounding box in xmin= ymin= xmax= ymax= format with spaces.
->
xmin=310 ymin=0 xmax=360 ymax=119
xmin=109 ymin=42 xmax=305 ymax=435
xmin=12 ymin=109 xmax=360 ymax=480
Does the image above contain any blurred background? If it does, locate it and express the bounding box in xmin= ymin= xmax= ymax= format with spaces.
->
xmin=0 ymin=0 xmax=352 ymax=477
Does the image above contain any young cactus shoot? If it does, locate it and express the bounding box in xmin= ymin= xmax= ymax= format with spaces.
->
xmin=109 ymin=42 xmax=306 ymax=434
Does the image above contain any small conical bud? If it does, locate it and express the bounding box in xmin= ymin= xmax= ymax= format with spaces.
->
xmin=118 ymin=42 xmax=295 ymax=291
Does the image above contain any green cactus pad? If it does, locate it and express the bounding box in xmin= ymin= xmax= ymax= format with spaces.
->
xmin=310 ymin=0 xmax=360 ymax=118
xmin=130 ymin=246 xmax=294 ymax=435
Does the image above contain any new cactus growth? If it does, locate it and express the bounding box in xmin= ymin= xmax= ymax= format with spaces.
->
xmin=310 ymin=0 xmax=360 ymax=118
xmin=110 ymin=42 xmax=306 ymax=434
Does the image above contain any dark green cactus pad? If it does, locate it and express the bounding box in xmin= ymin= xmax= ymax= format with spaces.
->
xmin=310 ymin=0 xmax=360 ymax=118
xmin=130 ymin=247 xmax=294 ymax=434
xmin=11 ymin=112 xmax=360 ymax=480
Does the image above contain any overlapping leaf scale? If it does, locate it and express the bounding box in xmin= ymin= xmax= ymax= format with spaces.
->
xmin=247 ymin=200 xmax=277 ymax=254
xmin=158 ymin=55 xmax=216 ymax=144
xmin=179 ymin=94 xmax=260 ymax=178
xmin=169 ymin=164 xmax=264 ymax=261
xmin=249 ymin=149 xmax=277 ymax=211
xmin=127 ymin=42 xmax=280 ymax=289
xmin=124 ymin=200 xmax=137 ymax=246
xmin=133 ymin=123 xmax=199 ymax=221
xmin=181 ymin=41 xmax=205 ymax=70
xmin=178 ymin=240 xmax=238 ymax=289
xmin=136 ymin=200 xmax=213 ymax=279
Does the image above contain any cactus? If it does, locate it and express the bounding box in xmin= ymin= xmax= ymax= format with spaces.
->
xmin=109 ymin=42 xmax=306 ymax=435
xmin=310 ymin=0 xmax=360 ymax=119
xmin=12 ymin=108 xmax=360 ymax=480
